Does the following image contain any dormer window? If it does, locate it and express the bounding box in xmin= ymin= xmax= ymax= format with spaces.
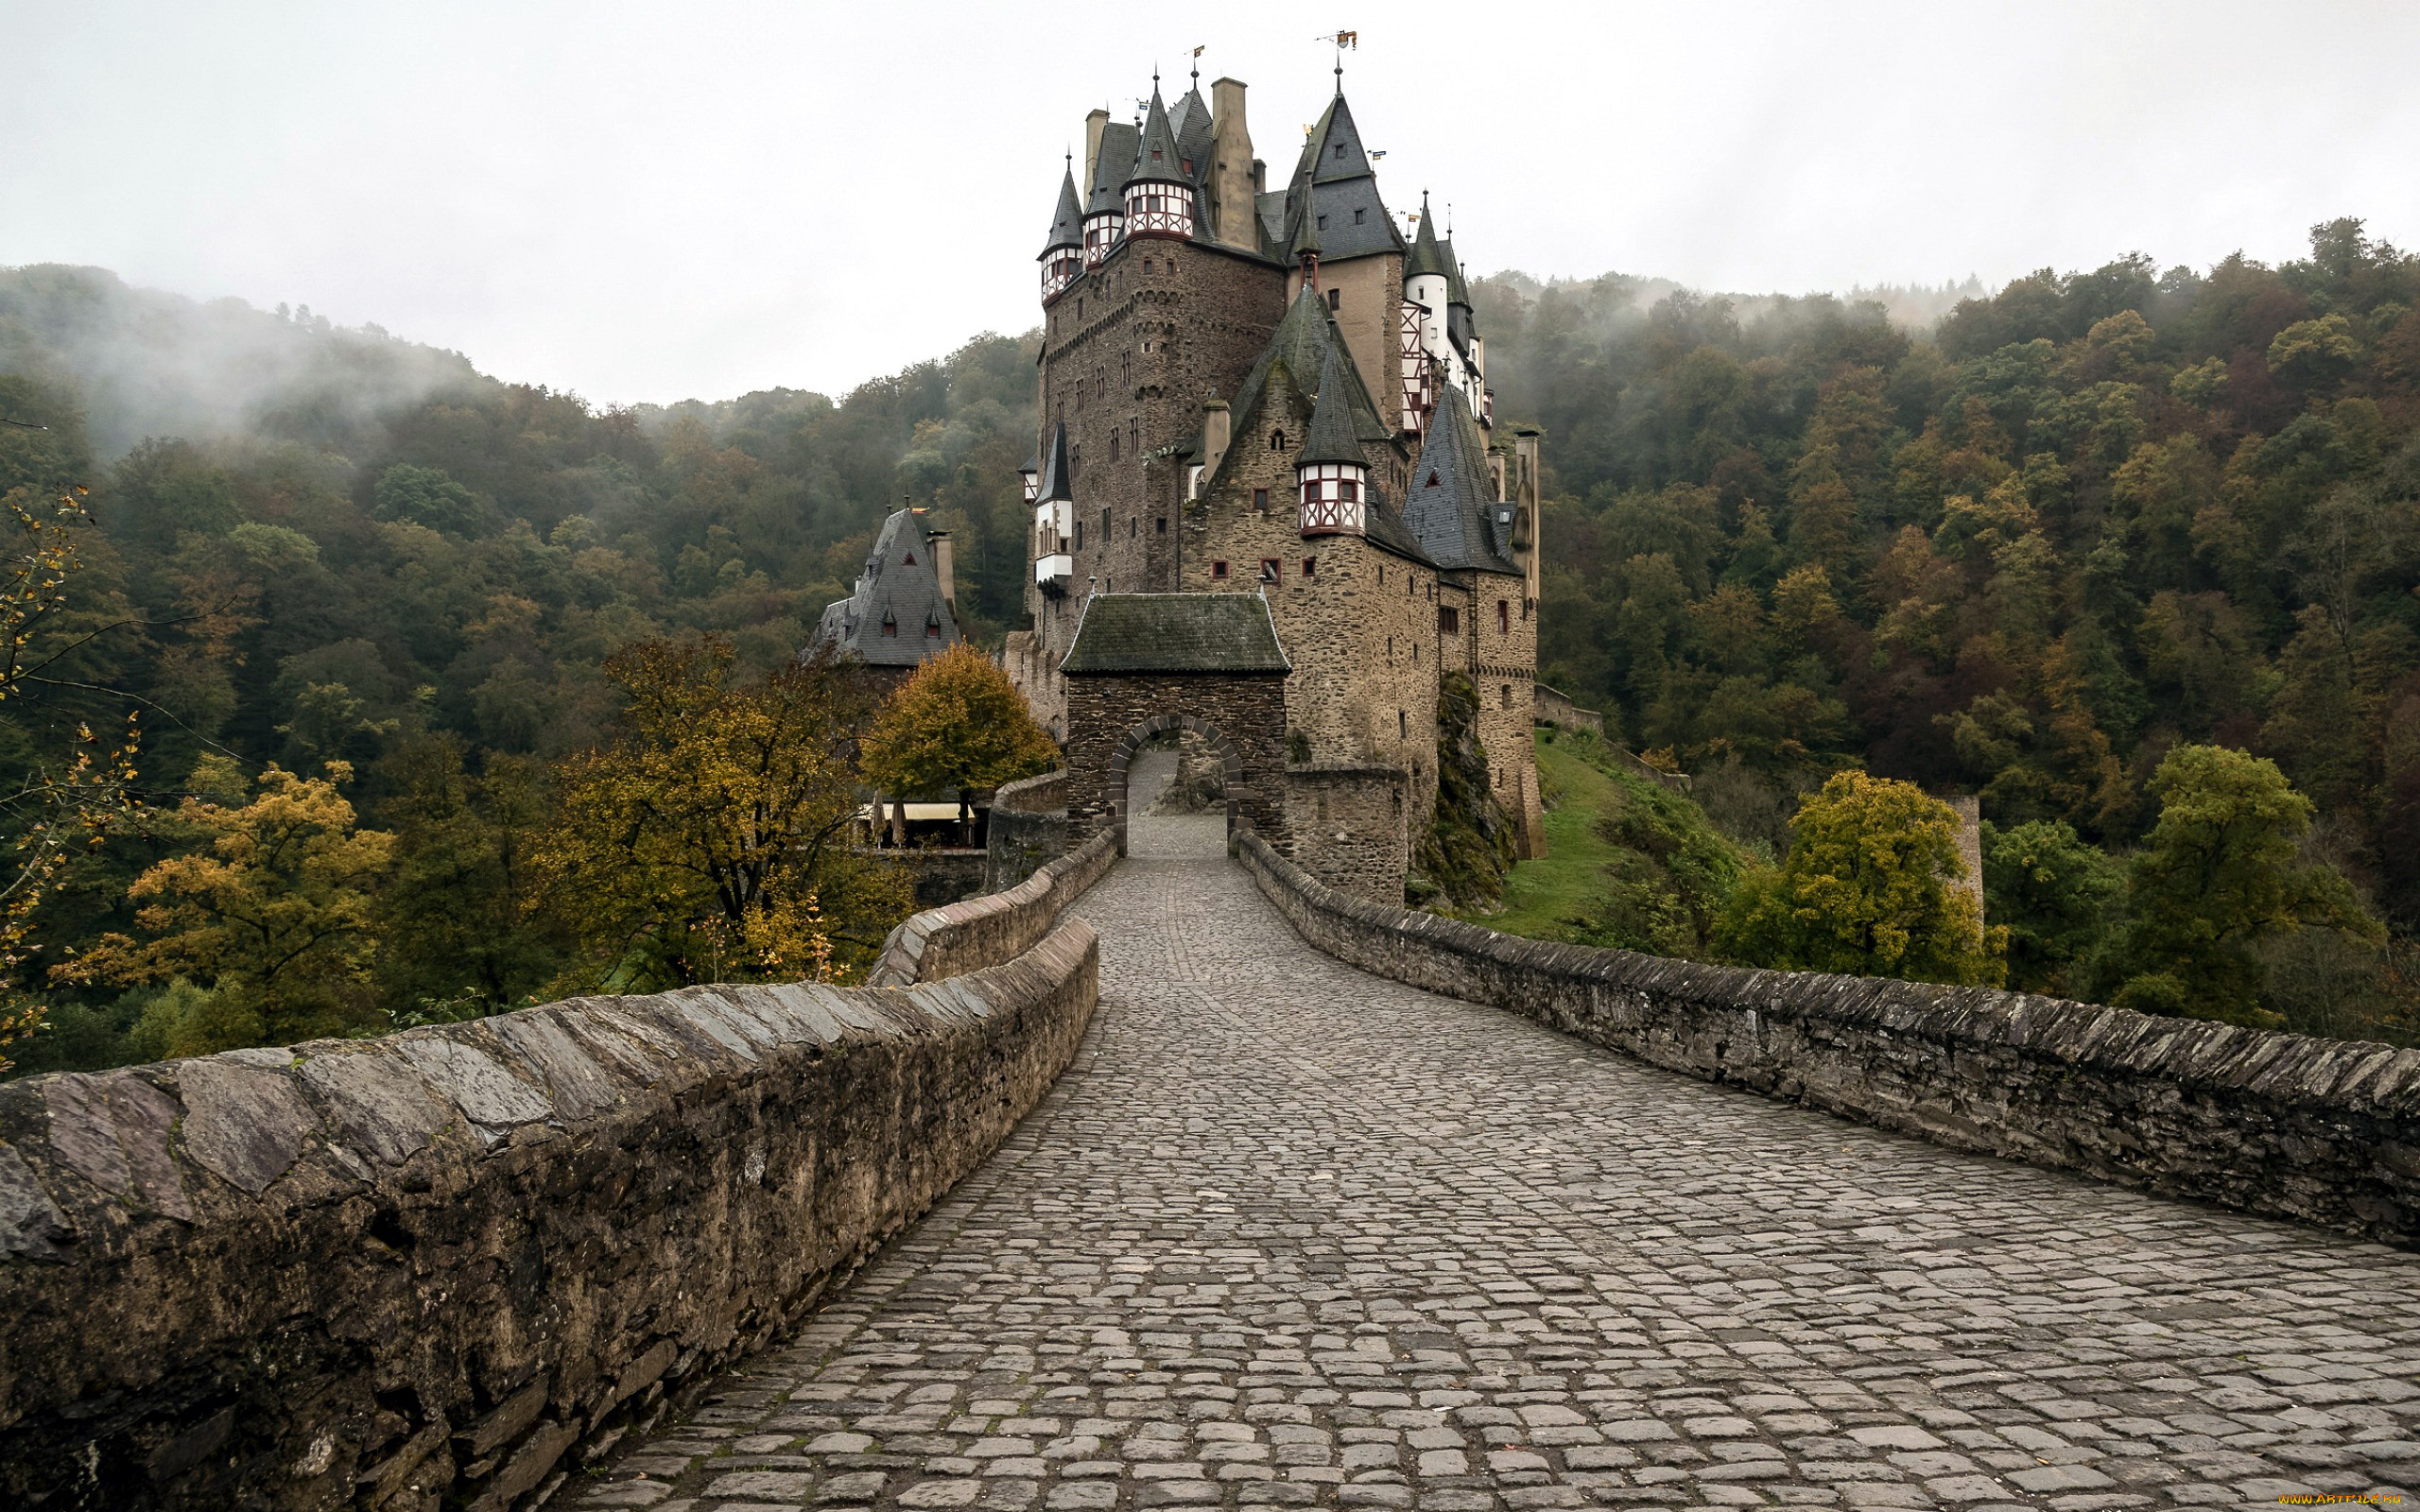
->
xmin=926 ymin=615 xmax=942 ymax=639
xmin=1182 ymin=158 xmax=1194 ymax=174
xmin=903 ymin=551 xmax=915 ymax=566
xmin=881 ymin=612 xmax=898 ymax=638
xmin=1333 ymin=144 xmax=1346 ymax=160
xmin=1355 ymin=208 xmax=1366 ymax=224
xmin=1426 ymin=471 xmax=1441 ymax=487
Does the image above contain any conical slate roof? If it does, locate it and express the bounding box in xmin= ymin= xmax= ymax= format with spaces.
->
xmin=1169 ymin=83 xmax=1214 ymax=184
xmin=1298 ymin=343 xmax=1367 ymax=468
xmin=1404 ymin=193 xmax=1449 ymax=284
xmin=1041 ymin=164 xmax=1083 ymax=254
xmin=1086 ymin=121 xmax=1138 ymax=215
xmin=1289 ymin=183 xmax=1322 ymax=262
xmin=1125 ymin=87 xmax=1186 ymax=186
xmin=1402 ymin=387 xmax=1517 ymax=576
xmin=1442 ymin=235 xmax=1472 ymax=306
xmin=1037 ymin=421 xmax=1074 ymax=504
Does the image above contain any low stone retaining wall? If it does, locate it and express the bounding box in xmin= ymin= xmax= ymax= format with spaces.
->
xmin=984 ymin=770 xmax=1074 ymax=895
xmin=870 ymin=829 xmax=1116 ymax=988
xmin=1238 ymin=831 xmax=2420 ymax=1246
xmin=0 ymin=921 xmax=1099 ymax=1511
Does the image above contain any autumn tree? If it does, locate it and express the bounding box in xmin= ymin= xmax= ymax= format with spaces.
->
xmin=536 ymin=638 xmax=910 ymax=991
xmin=1717 ymin=770 xmax=2005 ymax=986
xmin=858 ymin=641 xmax=1058 ymax=834
xmin=63 ymin=759 xmax=394 ymax=1055
xmin=2096 ymin=745 xmax=2378 ymax=1026
xmin=1981 ymin=818 xmax=2121 ymax=995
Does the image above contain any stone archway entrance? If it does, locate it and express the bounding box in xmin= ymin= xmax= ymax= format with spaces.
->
xmin=1108 ymin=713 xmax=1244 ymax=857
xmin=1057 ymin=594 xmax=1294 ymax=858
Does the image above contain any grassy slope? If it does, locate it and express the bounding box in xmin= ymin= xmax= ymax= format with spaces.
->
xmin=1488 ymin=731 xmax=1634 ymax=937
xmin=1473 ymin=728 xmax=1750 ymax=959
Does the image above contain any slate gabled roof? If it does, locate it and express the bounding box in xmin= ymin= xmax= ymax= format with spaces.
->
xmin=1042 ymin=164 xmax=1084 ymax=254
xmin=813 ymin=508 xmax=962 ymax=668
xmin=1087 ymin=122 xmax=1139 ymax=215
xmin=1219 ymin=287 xmax=1392 ymax=480
xmin=1280 ymin=93 xmax=1401 ymax=264
xmin=1169 ymin=84 xmax=1215 ymax=186
xmin=1060 ymin=593 xmax=1291 ymax=675
xmin=1403 ymin=388 xmax=1519 ymax=576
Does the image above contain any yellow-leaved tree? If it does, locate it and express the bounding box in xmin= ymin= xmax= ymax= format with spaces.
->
xmin=1717 ymin=770 xmax=2007 ymax=987
xmin=859 ymin=641 xmax=1058 ymax=837
xmin=536 ymin=637 xmax=910 ymax=991
xmin=63 ymin=759 xmax=394 ymax=1056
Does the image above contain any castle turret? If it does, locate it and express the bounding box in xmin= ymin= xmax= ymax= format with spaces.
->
xmin=1082 ymin=117 xmax=1137 ymax=267
xmin=1034 ymin=421 xmax=1074 ymax=594
xmin=1290 ymin=183 xmax=1322 ymax=287
xmin=1122 ymin=84 xmax=1196 ymax=240
xmin=1297 ymin=341 xmax=1367 ymax=538
xmin=1039 ymin=160 xmax=1084 ymax=303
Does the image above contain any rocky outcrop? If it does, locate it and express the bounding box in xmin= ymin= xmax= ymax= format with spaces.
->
xmin=1240 ymin=830 xmax=2420 ymax=1247
xmin=0 ymin=923 xmax=1099 ymax=1511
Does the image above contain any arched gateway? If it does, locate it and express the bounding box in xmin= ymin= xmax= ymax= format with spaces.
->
xmin=1058 ymin=593 xmax=1292 ymax=856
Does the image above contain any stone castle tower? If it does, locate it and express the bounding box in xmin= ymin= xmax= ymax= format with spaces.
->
xmin=1004 ymin=64 xmax=1546 ymax=881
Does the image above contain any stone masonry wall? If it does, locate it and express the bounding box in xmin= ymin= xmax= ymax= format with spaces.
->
xmin=981 ymin=769 xmax=1076 ymax=894
xmin=1063 ymin=672 xmax=1288 ymax=850
xmin=1281 ymin=766 xmax=1409 ymax=904
xmin=1238 ymin=831 xmax=2420 ymax=1247
xmin=0 ymin=923 xmax=1100 ymax=1511
xmin=1181 ymin=492 xmax=1437 ymax=826
xmin=870 ymin=829 xmax=1115 ymax=988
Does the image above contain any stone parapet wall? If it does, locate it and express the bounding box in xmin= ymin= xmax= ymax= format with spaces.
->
xmin=992 ymin=769 xmax=1069 ymax=814
xmin=1237 ymin=830 xmax=2420 ymax=1247
xmin=0 ymin=922 xmax=1100 ymax=1511
xmin=870 ymin=829 xmax=1116 ymax=988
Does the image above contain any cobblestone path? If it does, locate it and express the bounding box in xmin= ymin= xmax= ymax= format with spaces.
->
xmin=588 ymin=790 xmax=2420 ymax=1512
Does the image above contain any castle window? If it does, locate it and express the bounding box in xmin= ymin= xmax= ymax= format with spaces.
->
xmin=1333 ymin=143 xmax=1346 ymax=160
xmin=1439 ymin=606 xmax=1459 ymax=635
xmin=1502 ymin=683 xmax=1513 ymax=708
xmin=1143 ymin=258 xmax=1153 ymax=273
xmin=1212 ymin=559 xmax=1229 ymax=579
xmin=1378 ymin=565 xmax=1385 ymax=586
xmin=929 ymin=616 xmax=944 ymax=639
xmin=1129 ymin=517 xmax=1137 ymax=538
xmin=1270 ymin=430 xmax=1286 ymax=451
xmin=1317 ymin=215 xmax=1328 ymax=230
xmin=1497 ymin=599 xmax=1510 ymax=634
xmin=1156 ymin=517 xmax=1167 ymax=534
xmin=1074 ymin=520 xmax=1084 ymax=550
xmin=1253 ymin=488 xmax=1269 ymax=509
xmin=1399 ymin=711 xmax=1407 ymax=739
xmin=1412 ymin=643 xmax=1419 ymax=663
xmin=881 ymin=612 xmax=897 ymax=638
xmin=1110 ymin=431 xmax=1119 ymax=461
xmin=1355 ymin=208 xmax=1366 ymax=224
xmin=1426 ymin=471 xmax=1440 ymax=488
xmin=1100 ymin=507 xmax=1111 ymax=542
xmin=1259 ymin=558 xmax=1280 ymax=584
xmin=1327 ymin=288 xmax=1340 ymax=312
xmin=1339 ymin=478 xmax=1358 ymax=503
xmin=903 ymin=551 xmax=915 ymax=566
xmin=1302 ymin=557 xmax=1316 ymax=577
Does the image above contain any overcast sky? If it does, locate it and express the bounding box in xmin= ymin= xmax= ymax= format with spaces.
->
xmin=7 ymin=0 xmax=2415 ymax=407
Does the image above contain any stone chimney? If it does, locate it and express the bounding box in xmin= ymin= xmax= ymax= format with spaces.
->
xmin=1209 ymin=78 xmax=1256 ymax=250
xmin=1201 ymin=397 xmax=1231 ymax=480
xmin=928 ymin=529 xmax=955 ymax=613
xmin=1083 ymin=110 xmax=1110 ymax=199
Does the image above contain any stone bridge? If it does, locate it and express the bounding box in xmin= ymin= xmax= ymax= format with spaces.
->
xmin=570 ymin=757 xmax=2420 ymax=1512
xmin=4 ymin=754 xmax=2417 ymax=1510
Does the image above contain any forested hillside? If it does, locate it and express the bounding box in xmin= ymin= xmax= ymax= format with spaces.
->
xmin=1479 ymin=220 xmax=2420 ymax=944
xmin=3 ymin=217 xmax=2416 ymax=1070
